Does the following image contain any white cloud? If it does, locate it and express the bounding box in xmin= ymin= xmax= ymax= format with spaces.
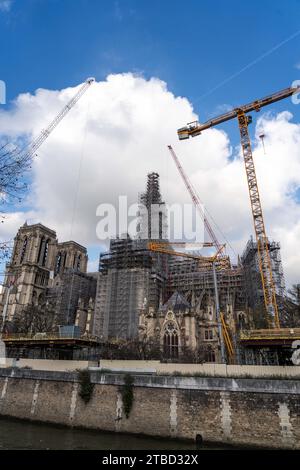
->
xmin=210 ymin=103 xmax=233 ymax=115
xmin=0 ymin=0 xmax=12 ymax=12
xmin=114 ymin=1 xmax=123 ymax=21
xmin=295 ymin=62 xmax=300 ymax=70
xmin=1 ymin=73 xmax=300 ymax=286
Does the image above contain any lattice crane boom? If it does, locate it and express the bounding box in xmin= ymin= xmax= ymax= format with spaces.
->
xmin=176 ymin=85 xmax=300 ymax=328
xmin=21 ymin=77 xmax=95 ymax=165
xmin=147 ymin=241 xmax=229 ymax=271
xmin=167 ymin=145 xmax=223 ymax=253
xmin=1 ymin=77 xmax=95 ymax=190
xmin=178 ymin=85 xmax=300 ymax=139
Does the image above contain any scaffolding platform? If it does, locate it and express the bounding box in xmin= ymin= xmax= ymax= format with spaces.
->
xmin=240 ymin=328 xmax=300 ymax=346
xmin=1 ymin=333 xmax=101 ymax=348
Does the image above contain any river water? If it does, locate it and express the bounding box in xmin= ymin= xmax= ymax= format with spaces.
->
xmin=0 ymin=417 xmax=200 ymax=450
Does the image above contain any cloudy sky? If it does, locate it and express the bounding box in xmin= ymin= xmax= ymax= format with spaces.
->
xmin=1 ymin=1 xmax=300 ymax=284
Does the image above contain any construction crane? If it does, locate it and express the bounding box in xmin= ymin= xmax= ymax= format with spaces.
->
xmin=1 ymin=77 xmax=95 ymax=196
xmin=177 ymin=84 xmax=300 ymax=329
xmin=147 ymin=241 xmax=228 ymax=267
xmin=147 ymin=241 xmax=234 ymax=362
xmin=168 ymin=145 xmax=224 ymax=254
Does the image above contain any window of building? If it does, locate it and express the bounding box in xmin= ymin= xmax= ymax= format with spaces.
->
xmin=38 ymin=292 xmax=45 ymax=308
xmin=55 ymin=252 xmax=62 ymax=275
xmin=20 ymin=237 xmax=28 ymax=264
xmin=238 ymin=313 xmax=246 ymax=329
xmin=37 ymin=236 xmax=50 ymax=267
xmin=32 ymin=290 xmax=37 ymax=306
xmin=163 ymin=321 xmax=179 ymax=359
xmin=37 ymin=236 xmax=45 ymax=264
xmin=205 ymin=350 xmax=216 ymax=363
xmin=42 ymin=239 xmax=49 ymax=266
xmin=205 ymin=329 xmax=213 ymax=340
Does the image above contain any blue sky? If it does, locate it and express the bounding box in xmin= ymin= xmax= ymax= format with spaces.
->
xmin=1 ymin=0 xmax=300 ymax=279
xmin=1 ymin=0 xmax=300 ymax=125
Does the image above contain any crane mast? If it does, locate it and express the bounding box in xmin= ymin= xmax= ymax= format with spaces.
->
xmin=237 ymin=110 xmax=279 ymax=328
xmin=168 ymin=145 xmax=223 ymax=254
xmin=177 ymin=84 xmax=300 ymax=329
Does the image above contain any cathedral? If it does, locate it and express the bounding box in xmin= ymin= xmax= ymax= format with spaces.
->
xmin=0 ymin=222 xmax=96 ymax=334
xmin=138 ymin=290 xmax=248 ymax=362
xmin=0 ymin=173 xmax=253 ymax=363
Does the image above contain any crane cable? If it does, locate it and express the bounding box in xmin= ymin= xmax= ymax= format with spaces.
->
xmin=65 ymin=97 xmax=92 ymax=324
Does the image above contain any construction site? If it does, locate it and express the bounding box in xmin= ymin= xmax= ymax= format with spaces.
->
xmin=1 ymin=78 xmax=300 ymax=366
xmin=94 ymin=83 xmax=300 ymax=366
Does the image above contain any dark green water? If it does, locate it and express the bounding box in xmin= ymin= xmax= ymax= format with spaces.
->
xmin=0 ymin=417 xmax=199 ymax=450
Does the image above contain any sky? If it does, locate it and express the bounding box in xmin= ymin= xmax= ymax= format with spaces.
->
xmin=0 ymin=0 xmax=300 ymax=284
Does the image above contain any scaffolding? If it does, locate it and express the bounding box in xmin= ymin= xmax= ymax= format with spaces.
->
xmin=96 ymin=236 xmax=167 ymax=339
xmin=45 ymin=269 xmax=96 ymax=326
xmin=241 ymin=236 xmax=286 ymax=324
xmin=166 ymin=256 xmax=245 ymax=312
xmin=137 ymin=172 xmax=168 ymax=240
xmin=94 ymin=172 xmax=248 ymax=354
xmin=95 ymin=172 xmax=169 ymax=340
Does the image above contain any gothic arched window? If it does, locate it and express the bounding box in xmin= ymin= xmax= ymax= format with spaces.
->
xmin=55 ymin=252 xmax=62 ymax=275
xmin=20 ymin=237 xmax=28 ymax=263
xmin=37 ymin=236 xmax=45 ymax=264
xmin=38 ymin=292 xmax=46 ymax=309
xmin=32 ymin=290 xmax=37 ymax=306
xmin=238 ymin=313 xmax=246 ymax=329
xmin=37 ymin=237 xmax=50 ymax=267
xmin=163 ymin=321 xmax=179 ymax=359
xmin=42 ymin=239 xmax=49 ymax=266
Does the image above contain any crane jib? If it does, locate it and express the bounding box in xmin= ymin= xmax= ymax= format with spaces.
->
xmin=176 ymin=84 xmax=298 ymax=328
xmin=178 ymin=85 xmax=300 ymax=137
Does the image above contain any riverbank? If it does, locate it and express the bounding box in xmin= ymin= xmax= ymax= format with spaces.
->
xmin=0 ymin=367 xmax=299 ymax=449
xmin=0 ymin=416 xmax=198 ymax=450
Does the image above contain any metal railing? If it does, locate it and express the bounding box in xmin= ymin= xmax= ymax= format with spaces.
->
xmin=0 ymin=332 xmax=101 ymax=343
xmin=240 ymin=328 xmax=300 ymax=340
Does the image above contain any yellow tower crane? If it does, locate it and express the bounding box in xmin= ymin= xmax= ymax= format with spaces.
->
xmin=177 ymin=85 xmax=300 ymax=329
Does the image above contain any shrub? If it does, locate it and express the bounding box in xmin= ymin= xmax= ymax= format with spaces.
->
xmin=78 ymin=369 xmax=94 ymax=404
xmin=121 ymin=373 xmax=134 ymax=419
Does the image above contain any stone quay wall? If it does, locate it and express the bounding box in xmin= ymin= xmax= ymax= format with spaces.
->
xmin=0 ymin=368 xmax=299 ymax=449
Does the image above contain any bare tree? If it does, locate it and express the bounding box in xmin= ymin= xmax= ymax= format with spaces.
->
xmin=0 ymin=239 xmax=13 ymax=261
xmin=0 ymin=142 xmax=29 ymax=203
xmin=0 ymin=142 xmax=30 ymax=262
xmin=99 ymin=337 xmax=162 ymax=360
xmin=10 ymin=304 xmax=58 ymax=334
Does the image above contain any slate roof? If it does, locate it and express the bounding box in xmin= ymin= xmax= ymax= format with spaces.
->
xmin=160 ymin=291 xmax=190 ymax=312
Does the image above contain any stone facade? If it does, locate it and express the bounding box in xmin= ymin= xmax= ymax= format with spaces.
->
xmin=138 ymin=291 xmax=248 ymax=362
xmin=46 ymin=270 xmax=97 ymax=331
xmin=0 ymin=369 xmax=299 ymax=449
xmin=0 ymin=222 xmax=95 ymax=333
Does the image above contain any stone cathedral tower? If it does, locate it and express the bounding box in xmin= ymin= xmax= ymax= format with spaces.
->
xmin=0 ymin=222 xmax=88 ymax=325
